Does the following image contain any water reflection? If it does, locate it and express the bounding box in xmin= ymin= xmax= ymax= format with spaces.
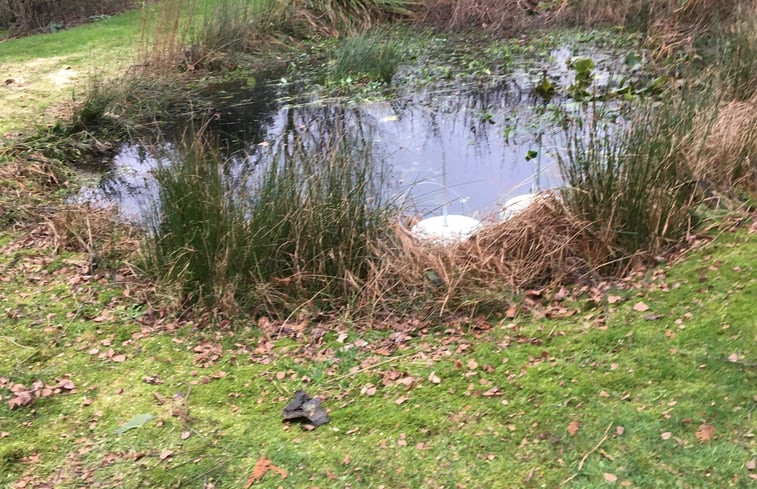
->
xmin=77 ymin=45 xmax=630 ymax=222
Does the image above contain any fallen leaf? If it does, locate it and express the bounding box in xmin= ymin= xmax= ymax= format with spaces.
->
xmin=633 ymin=301 xmax=650 ymax=312
xmin=695 ymin=424 xmax=715 ymax=442
xmin=727 ymin=353 xmax=739 ymax=363
xmin=599 ymin=390 xmax=610 ymax=398
xmin=0 ymin=432 xmax=8 ymax=438
xmin=746 ymin=459 xmax=755 ymax=470
xmin=607 ymin=295 xmax=622 ymax=304
xmin=615 ymin=426 xmax=625 ymax=436
xmin=567 ymin=421 xmax=580 ymax=436
xmin=394 ymin=396 xmax=409 ymax=405
xmin=8 ymin=391 xmax=32 ymax=410
xmin=604 ymin=472 xmax=618 ymax=483
xmin=661 ymin=432 xmax=672 ymax=440
xmin=245 ymin=456 xmax=286 ymax=487
xmin=428 ymin=372 xmax=441 ymax=384
xmin=159 ymin=449 xmax=174 ymax=461
xmin=58 ymin=379 xmax=75 ymax=390
xmin=181 ymin=431 xmax=191 ymax=440
xmin=112 ymin=354 xmax=127 ymax=363
xmin=505 ymin=303 xmax=518 ymax=318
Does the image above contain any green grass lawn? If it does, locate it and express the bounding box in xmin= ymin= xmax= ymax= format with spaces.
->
xmin=0 ymin=228 xmax=754 ymax=488
xmin=0 ymin=0 xmax=246 ymax=135
xmin=0 ymin=10 xmax=144 ymax=135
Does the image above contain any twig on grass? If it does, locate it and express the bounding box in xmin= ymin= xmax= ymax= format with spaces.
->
xmin=561 ymin=422 xmax=614 ymax=486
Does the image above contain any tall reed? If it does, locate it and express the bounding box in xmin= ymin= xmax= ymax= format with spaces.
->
xmin=558 ymin=98 xmax=700 ymax=260
xmin=140 ymin=127 xmax=391 ymax=316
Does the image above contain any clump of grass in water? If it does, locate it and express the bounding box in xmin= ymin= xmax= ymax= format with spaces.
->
xmin=140 ymin=130 xmax=391 ymax=316
xmin=558 ymin=98 xmax=701 ymax=261
xmin=331 ymin=31 xmax=401 ymax=84
xmin=184 ymin=0 xmax=261 ymax=70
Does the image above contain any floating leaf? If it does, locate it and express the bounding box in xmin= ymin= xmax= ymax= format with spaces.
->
xmin=115 ymin=414 xmax=154 ymax=435
xmin=570 ymin=57 xmax=596 ymax=73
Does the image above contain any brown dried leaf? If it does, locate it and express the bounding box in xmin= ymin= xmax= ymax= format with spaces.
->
xmin=746 ymin=459 xmax=755 ymax=471
xmin=633 ymin=302 xmax=650 ymax=312
xmin=181 ymin=431 xmax=191 ymax=440
xmin=695 ymin=424 xmax=715 ymax=442
xmin=604 ymin=473 xmax=618 ymax=483
xmin=567 ymin=421 xmax=580 ymax=436
xmin=661 ymin=431 xmax=672 ymax=440
xmin=159 ymin=449 xmax=174 ymax=461
xmin=245 ymin=456 xmax=286 ymax=487
xmin=428 ymin=372 xmax=441 ymax=384
xmin=607 ymin=295 xmax=622 ymax=304
xmin=8 ymin=391 xmax=32 ymax=410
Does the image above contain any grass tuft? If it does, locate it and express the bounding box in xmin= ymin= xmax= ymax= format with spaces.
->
xmin=140 ymin=128 xmax=391 ymax=316
xmin=558 ymin=99 xmax=700 ymax=261
xmin=331 ymin=31 xmax=401 ymax=83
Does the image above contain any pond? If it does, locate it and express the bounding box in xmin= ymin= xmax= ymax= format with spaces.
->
xmin=75 ymin=41 xmax=643 ymax=222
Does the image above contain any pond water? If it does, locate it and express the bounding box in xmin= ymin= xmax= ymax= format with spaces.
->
xmin=76 ymin=44 xmax=636 ymax=221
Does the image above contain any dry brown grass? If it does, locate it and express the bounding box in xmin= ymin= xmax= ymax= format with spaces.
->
xmin=417 ymin=0 xmax=559 ymax=32
xmin=363 ymin=195 xmax=613 ymax=315
xmin=417 ymin=0 xmax=751 ymax=47
xmin=0 ymin=152 xmax=138 ymax=272
xmin=690 ymin=94 xmax=757 ymax=194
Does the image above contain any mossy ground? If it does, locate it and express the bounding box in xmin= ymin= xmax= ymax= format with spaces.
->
xmin=1 ymin=3 xmax=756 ymax=488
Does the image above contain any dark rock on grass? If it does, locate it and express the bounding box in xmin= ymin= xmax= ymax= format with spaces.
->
xmin=282 ymin=390 xmax=329 ymax=428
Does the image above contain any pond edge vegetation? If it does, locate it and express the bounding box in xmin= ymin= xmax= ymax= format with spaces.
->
xmin=2 ymin=0 xmax=755 ymax=320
